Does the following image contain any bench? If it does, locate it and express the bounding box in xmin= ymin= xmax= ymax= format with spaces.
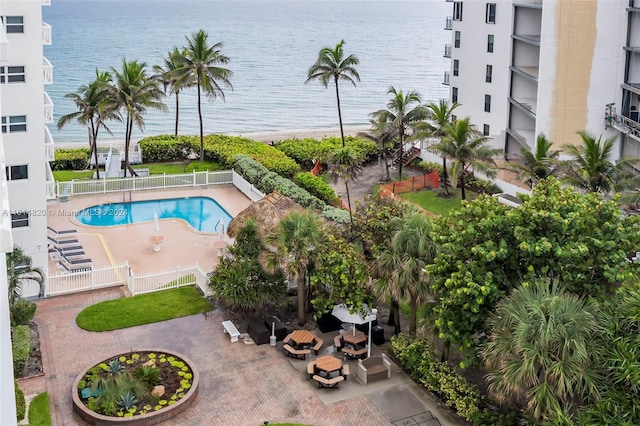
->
xmin=312 ymin=374 xmax=344 ymax=388
xmin=357 ymin=354 xmax=392 ymax=384
xmin=312 ymin=337 xmax=324 ymax=355
xmin=342 ymin=347 xmax=367 ymax=359
xmin=283 ymin=343 xmax=310 ymax=360
xmin=342 ymin=364 xmax=350 ymax=380
xmin=307 ymin=361 xmax=316 ymax=378
xmin=334 ymin=335 xmax=342 ymax=352
xmin=222 ymin=320 xmax=241 ymax=343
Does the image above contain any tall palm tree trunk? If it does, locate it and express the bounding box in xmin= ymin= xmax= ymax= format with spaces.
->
xmin=345 ymin=180 xmax=353 ymax=227
xmin=334 ymin=77 xmax=345 ymax=148
xmin=90 ymin=123 xmax=100 ymax=179
xmin=387 ymin=299 xmax=396 ymax=326
xmin=441 ymin=340 xmax=451 ymax=362
xmin=296 ymin=273 xmax=306 ymax=326
xmin=460 ymin=170 xmax=466 ymax=200
xmin=393 ymin=301 xmax=401 ymax=335
xmin=197 ymin=77 xmax=204 ymax=164
xmin=174 ymin=91 xmax=180 ymax=138
xmin=441 ymin=157 xmax=449 ymax=195
xmin=124 ymin=116 xmax=137 ymax=177
xmin=409 ymin=296 xmax=417 ymax=335
xmin=398 ymin=128 xmax=405 ymax=181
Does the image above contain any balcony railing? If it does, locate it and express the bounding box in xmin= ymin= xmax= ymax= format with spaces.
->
xmin=444 ymin=44 xmax=452 ymax=58
xmin=44 ymin=91 xmax=54 ymax=123
xmin=605 ymin=104 xmax=640 ymax=142
xmin=43 ymin=57 xmax=53 ymax=84
xmin=443 ymin=71 xmax=450 ymax=86
xmin=42 ymin=22 xmax=51 ymax=45
xmin=0 ymin=20 xmax=8 ymax=62
xmin=44 ymin=125 xmax=55 ymax=161
xmin=445 ymin=16 xmax=453 ymax=30
xmin=45 ymin=162 xmax=55 ymax=200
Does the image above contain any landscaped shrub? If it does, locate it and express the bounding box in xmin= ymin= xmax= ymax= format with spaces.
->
xmin=294 ymin=172 xmax=339 ymax=205
xmin=275 ymin=136 xmax=378 ymax=168
xmin=52 ymin=148 xmax=90 ymax=171
xmin=10 ymin=298 xmax=37 ymax=327
xmin=415 ymin=161 xmax=445 ymax=180
xmin=11 ymin=325 xmax=30 ymax=377
xmin=195 ymin=134 xmax=300 ymax=177
xmin=465 ymin=176 xmax=502 ymax=195
xmin=233 ymin=155 xmax=349 ymax=224
xmin=138 ymin=135 xmax=193 ymax=162
xmin=15 ymin=380 xmax=25 ymax=421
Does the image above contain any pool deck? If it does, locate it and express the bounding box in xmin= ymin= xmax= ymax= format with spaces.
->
xmin=46 ymin=185 xmax=252 ymax=275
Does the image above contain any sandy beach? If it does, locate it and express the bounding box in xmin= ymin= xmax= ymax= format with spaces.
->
xmin=53 ymin=124 xmax=371 ymax=149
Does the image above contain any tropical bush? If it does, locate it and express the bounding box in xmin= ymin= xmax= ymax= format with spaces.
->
xmin=10 ymin=298 xmax=37 ymax=327
xmin=52 ymin=148 xmax=90 ymax=171
xmin=15 ymin=380 xmax=25 ymax=421
xmin=233 ymin=155 xmax=350 ymax=224
xmin=462 ymin=176 xmax=502 ymax=195
xmin=138 ymin=135 xmax=193 ymax=162
xmin=294 ymin=172 xmax=339 ymax=205
xmin=275 ymin=136 xmax=377 ymax=168
xmin=11 ymin=325 xmax=30 ymax=377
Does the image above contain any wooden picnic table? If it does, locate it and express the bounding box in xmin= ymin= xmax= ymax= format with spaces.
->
xmin=341 ymin=330 xmax=366 ymax=347
xmin=289 ymin=330 xmax=316 ymax=348
xmin=315 ymin=355 xmax=342 ymax=375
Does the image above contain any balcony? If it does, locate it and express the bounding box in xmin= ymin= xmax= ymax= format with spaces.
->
xmin=0 ymin=21 xmax=7 ymax=62
xmin=44 ymin=125 xmax=54 ymax=161
xmin=445 ymin=16 xmax=453 ymax=30
xmin=605 ymin=103 xmax=640 ymax=144
xmin=444 ymin=44 xmax=452 ymax=58
xmin=43 ymin=57 xmax=53 ymax=84
xmin=42 ymin=23 xmax=51 ymax=45
xmin=443 ymin=71 xmax=450 ymax=86
xmin=45 ymin=162 xmax=56 ymax=200
xmin=44 ymin=92 xmax=54 ymax=123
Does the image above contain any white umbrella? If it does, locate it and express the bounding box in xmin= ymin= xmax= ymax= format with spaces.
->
xmin=153 ymin=212 xmax=160 ymax=236
xmin=332 ymin=304 xmax=378 ymax=358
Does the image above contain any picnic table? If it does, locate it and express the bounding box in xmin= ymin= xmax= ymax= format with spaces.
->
xmin=315 ymin=355 xmax=342 ymax=376
xmin=289 ymin=330 xmax=316 ymax=349
xmin=341 ymin=330 xmax=367 ymax=348
xmin=310 ymin=355 xmax=347 ymax=388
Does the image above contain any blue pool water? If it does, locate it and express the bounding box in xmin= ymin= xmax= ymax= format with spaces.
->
xmin=75 ymin=197 xmax=233 ymax=233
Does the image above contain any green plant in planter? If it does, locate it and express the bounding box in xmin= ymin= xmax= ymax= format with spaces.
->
xmin=117 ymin=391 xmax=138 ymax=412
xmin=133 ymin=365 xmax=161 ymax=388
xmin=106 ymin=359 xmax=125 ymax=375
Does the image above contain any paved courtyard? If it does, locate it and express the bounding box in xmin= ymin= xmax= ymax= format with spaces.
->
xmin=27 ymin=287 xmax=459 ymax=426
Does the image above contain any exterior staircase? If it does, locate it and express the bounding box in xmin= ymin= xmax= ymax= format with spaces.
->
xmin=393 ymin=147 xmax=421 ymax=167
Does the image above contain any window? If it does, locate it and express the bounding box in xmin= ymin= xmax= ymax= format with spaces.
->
xmin=2 ymin=16 xmax=24 ymax=34
xmin=451 ymin=114 xmax=458 ymax=122
xmin=453 ymin=2 xmax=463 ymax=21
xmin=454 ymin=31 xmax=461 ymax=48
xmin=5 ymin=165 xmax=28 ymax=180
xmin=486 ymin=3 xmax=496 ymax=24
xmin=11 ymin=212 xmax=29 ymax=228
xmin=0 ymin=66 xmax=25 ymax=84
xmin=486 ymin=65 xmax=493 ymax=83
xmin=1 ymin=115 xmax=27 ymax=133
xmin=484 ymin=95 xmax=492 ymax=112
xmin=452 ymin=87 xmax=459 ymax=103
xmin=453 ymin=59 xmax=459 ymax=77
xmin=483 ymin=124 xmax=490 ymax=136
xmin=487 ymin=35 xmax=494 ymax=53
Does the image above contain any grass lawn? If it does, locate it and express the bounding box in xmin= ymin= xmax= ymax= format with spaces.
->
xmin=399 ymin=188 xmax=477 ymax=217
xmin=52 ymin=170 xmax=94 ymax=181
xmin=76 ymin=286 xmax=212 ymax=332
xmin=52 ymin=161 xmax=223 ymax=181
xmin=28 ymin=392 xmax=51 ymax=426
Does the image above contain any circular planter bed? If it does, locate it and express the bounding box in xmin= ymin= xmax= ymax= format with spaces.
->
xmin=72 ymin=350 xmax=198 ymax=425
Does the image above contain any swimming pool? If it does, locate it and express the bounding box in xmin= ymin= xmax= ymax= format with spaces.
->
xmin=75 ymin=196 xmax=233 ymax=233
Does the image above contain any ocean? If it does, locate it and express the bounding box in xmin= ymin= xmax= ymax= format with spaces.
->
xmin=43 ymin=0 xmax=450 ymax=143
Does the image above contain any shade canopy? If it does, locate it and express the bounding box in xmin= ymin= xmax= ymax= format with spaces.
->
xmin=226 ymin=191 xmax=302 ymax=239
xmin=331 ymin=304 xmax=377 ymax=325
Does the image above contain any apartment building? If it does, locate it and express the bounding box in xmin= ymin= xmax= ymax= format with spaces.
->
xmin=445 ymin=0 xmax=628 ymax=162
xmin=1 ymin=0 xmax=54 ymax=299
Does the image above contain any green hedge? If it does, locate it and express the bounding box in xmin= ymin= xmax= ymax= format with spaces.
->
xmin=233 ymin=155 xmax=350 ymax=224
xmin=275 ymin=136 xmax=377 ymax=168
xmin=294 ymin=172 xmax=339 ymax=205
xmin=11 ymin=325 xmax=30 ymax=378
xmin=390 ymin=334 xmax=516 ymax=425
xmin=52 ymin=148 xmax=90 ymax=171
xmin=15 ymin=380 xmax=25 ymax=421
xmin=138 ymin=135 xmax=193 ymax=162
xmin=10 ymin=299 xmax=37 ymax=327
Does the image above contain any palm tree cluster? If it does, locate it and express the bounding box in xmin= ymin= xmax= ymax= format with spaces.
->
xmin=58 ymin=29 xmax=232 ymax=175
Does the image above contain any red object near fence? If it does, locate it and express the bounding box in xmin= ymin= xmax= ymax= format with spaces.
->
xmin=379 ymin=171 xmax=440 ymax=198
xmin=310 ymin=161 xmax=322 ymax=176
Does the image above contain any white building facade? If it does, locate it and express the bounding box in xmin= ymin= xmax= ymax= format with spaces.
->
xmin=1 ymin=0 xmax=53 ymax=299
xmin=445 ymin=0 xmax=629 ymax=162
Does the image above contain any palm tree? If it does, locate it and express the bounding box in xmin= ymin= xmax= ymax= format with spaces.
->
xmin=358 ymin=114 xmax=397 ymax=182
xmin=481 ymin=279 xmax=603 ymax=423
xmin=374 ymin=87 xmax=427 ymax=181
xmin=501 ymin=133 xmax=560 ymax=189
xmin=561 ymin=130 xmax=639 ymax=195
xmin=110 ymin=59 xmax=166 ymax=177
xmin=375 ymin=213 xmax=437 ymax=334
xmin=172 ymin=29 xmax=232 ymax=164
xmin=327 ymin=146 xmax=363 ymax=227
xmin=264 ymin=211 xmax=323 ymax=325
xmin=441 ymin=117 xmax=500 ymax=200
xmin=7 ymin=246 xmax=45 ymax=303
xmin=57 ymin=69 xmax=119 ymax=179
xmin=306 ymin=40 xmax=360 ymax=148
xmin=423 ymin=99 xmax=459 ymax=195
xmin=153 ymin=47 xmax=190 ymax=137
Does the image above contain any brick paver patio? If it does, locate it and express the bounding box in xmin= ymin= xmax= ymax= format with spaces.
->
xmin=34 ymin=288 xmax=391 ymax=426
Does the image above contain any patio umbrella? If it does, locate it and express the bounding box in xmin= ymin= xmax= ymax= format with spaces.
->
xmin=331 ymin=304 xmax=378 ymax=358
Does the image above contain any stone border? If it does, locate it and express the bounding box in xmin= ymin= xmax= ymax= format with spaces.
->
xmin=72 ymin=350 xmax=199 ymax=425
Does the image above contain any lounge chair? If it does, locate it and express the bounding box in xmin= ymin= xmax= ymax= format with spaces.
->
xmin=47 ymin=235 xmax=78 ymax=245
xmin=47 ymin=226 xmax=77 ymax=235
xmin=57 ymin=261 xmax=91 ymax=273
xmin=61 ymin=255 xmax=92 ymax=265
